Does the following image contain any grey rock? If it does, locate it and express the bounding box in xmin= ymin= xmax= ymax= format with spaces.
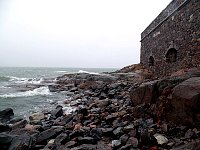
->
xmin=126 ymin=137 xmax=138 ymax=147
xmin=112 ymin=140 xmax=122 ymax=148
xmin=64 ymin=140 xmax=77 ymax=148
xmin=11 ymin=119 xmax=28 ymax=130
xmin=0 ymin=108 xmax=14 ymax=123
xmin=102 ymin=128 xmax=114 ymax=136
xmin=113 ymin=127 xmax=124 ymax=137
xmin=37 ymin=126 xmax=64 ymax=144
xmin=0 ymin=133 xmax=13 ymax=144
xmin=120 ymin=134 xmax=129 ymax=145
xmin=90 ymin=108 xmax=101 ymax=114
xmin=77 ymin=137 xmax=97 ymax=144
xmin=9 ymin=117 xmax=23 ymax=124
xmin=153 ymin=134 xmax=168 ymax=145
xmin=8 ymin=134 xmax=32 ymax=150
xmin=50 ymin=106 xmax=63 ymax=119
xmin=185 ymin=129 xmax=194 ymax=139
xmin=29 ymin=112 xmax=45 ymax=125
xmin=0 ymin=124 xmax=11 ymax=133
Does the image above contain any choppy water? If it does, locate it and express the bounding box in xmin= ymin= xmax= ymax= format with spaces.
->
xmin=0 ymin=67 xmax=116 ymax=118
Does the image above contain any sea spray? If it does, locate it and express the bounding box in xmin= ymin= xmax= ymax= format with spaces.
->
xmin=0 ymin=86 xmax=51 ymax=98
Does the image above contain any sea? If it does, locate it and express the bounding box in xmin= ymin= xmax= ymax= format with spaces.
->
xmin=0 ymin=67 xmax=117 ymax=118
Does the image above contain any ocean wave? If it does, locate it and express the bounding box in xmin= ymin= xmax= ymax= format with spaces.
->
xmin=9 ymin=76 xmax=43 ymax=84
xmin=0 ymin=76 xmax=11 ymax=82
xmin=0 ymin=86 xmax=11 ymax=89
xmin=55 ymin=71 xmax=69 ymax=73
xmin=0 ymin=86 xmax=51 ymax=98
xmin=78 ymin=70 xmax=99 ymax=75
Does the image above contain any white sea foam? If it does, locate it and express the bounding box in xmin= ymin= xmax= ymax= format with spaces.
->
xmin=63 ymin=106 xmax=77 ymax=115
xmin=55 ymin=71 xmax=68 ymax=73
xmin=0 ymin=86 xmax=51 ymax=98
xmin=0 ymin=86 xmax=11 ymax=89
xmin=78 ymin=70 xmax=99 ymax=75
xmin=9 ymin=76 xmax=27 ymax=82
xmin=9 ymin=76 xmax=43 ymax=84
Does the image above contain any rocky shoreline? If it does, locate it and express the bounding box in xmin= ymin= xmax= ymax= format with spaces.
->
xmin=0 ymin=64 xmax=200 ymax=150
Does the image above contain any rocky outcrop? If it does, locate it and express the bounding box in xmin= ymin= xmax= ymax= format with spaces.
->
xmin=130 ymin=80 xmax=158 ymax=106
xmin=169 ymin=77 xmax=200 ymax=126
xmin=0 ymin=67 xmax=200 ymax=149
xmin=130 ymin=68 xmax=200 ymax=127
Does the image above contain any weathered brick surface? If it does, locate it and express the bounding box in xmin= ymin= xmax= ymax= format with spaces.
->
xmin=140 ymin=0 xmax=200 ymax=76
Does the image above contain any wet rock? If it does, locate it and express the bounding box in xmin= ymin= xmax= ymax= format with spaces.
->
xmin=73 ymin=123 xmax=82 ymax=131
xmin=69 ymin=130 xmax=83 ymax=139
xmin=0 ymin=123 xmax=11 ymax=133
xmin=29 ymin=112 xmax=45 ymax=125
xmin=105 ymin=114 xmax=117 ymax=124
xmin=113 ymin=127 xmax=124 ymax=137
xmin=25 ymin=124 xmax=37 ymax=133
xmin=102 ymin=128 xmax=114 ymax=136
xmin=124 ymin=124 xmax=134 ymax=132
xmin=90 ymin=108 xmax=101 ymax=114
xmin=90 ymin=128 xmax=102 ymax=140
xmin=53 ymin=132 xmax=69 ymax=147
xmin=77 ymin=136 xmax=97 ymax=144
xmin=170 ymin=77 xmax=200 ymax=126
xmin=193 ymin=128 xmax=200 ymax=138
xmin=166 ymin=142 xmax=175 ymax=149
xmin=173 ymin=139 xmax=200 ymax=150
xmin=54 ymin=115 xmax=74 ymax=126
xmin=9 ymin=117 xmax=23 ymax=124
xmin=160 ymin=123 xmax=168 ymax=133
xmin=185 ymin=129 xmax=194 ymax=139
xmin=50 ymin=106 xmax=63 ymax=119
xmin=11 ymin=119 xmax=28 ymax=130
xmin=9 ymin=134 xmax=32 ymax=150
xmin=112 ymin=140 xmax=122 ymax=149
xmin=140 ymin=130 xmax=158 ymax=148
xmin=64 ymin=140 xmax=77 ymax=148
xmin=126 ymin=137 xmax=138 ymax=147
xmin=119 ymin=144 xmax=132 ymax=150
xmin=120 ymin=134 xmax=129 ymax=145
xmin=0 ymin=108 xmax=14 ymax=123
xmin=70 ymin=87 xmax=78 ymax=92
xmin=77 ymin=107 xmax=88 ymax=116
xmin=130 ymin=80 xmax=158 ymax=106
xmin=44 ymin=139 xmax=55 ymax=149
xmin=0 ymin=133 xmax=13 ymax=145
xmin=153 ymin=134 xmax=168 ymax=145
xmin=37 ymin=126 xmax=64 ymax=144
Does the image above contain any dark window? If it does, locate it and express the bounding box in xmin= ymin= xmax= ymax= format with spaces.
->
xmin=166 ymin=48 xmax=177 ymax=63
xmin=149 ymin=56 xmax=154 ymax=66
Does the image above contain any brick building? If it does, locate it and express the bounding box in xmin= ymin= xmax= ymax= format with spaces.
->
xmin=140 ymin=0 xmax=200 ymax=76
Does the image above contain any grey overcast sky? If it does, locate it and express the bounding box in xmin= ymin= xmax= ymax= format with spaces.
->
xmin=0 ymin=0 xmax=171 ymax=68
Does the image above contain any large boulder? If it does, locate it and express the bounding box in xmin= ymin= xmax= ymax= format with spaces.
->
xmin=36 ymin=126 xmax=64 ymax=144
xmin=29 ymin=112 xmax=45 ymax=125
xmin=0 ymin=108 xmax=14 ymax=123
xmin=8 ymin=134 xmax=33 ymax=150
xmin=130 ymin=80 xmax=158 ymax=106
xmin=0 ymin=133 xmax=13 ymax=150
xmin=168 ymin=77 xmax=200 ymax=126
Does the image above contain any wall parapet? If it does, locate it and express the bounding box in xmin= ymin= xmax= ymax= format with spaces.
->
xmin=141 ymin=0 xmax=189 ymax=41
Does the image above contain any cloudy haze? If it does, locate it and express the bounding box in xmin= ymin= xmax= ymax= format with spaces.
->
xmin=0 ymin=0 xmax=171 ymax=68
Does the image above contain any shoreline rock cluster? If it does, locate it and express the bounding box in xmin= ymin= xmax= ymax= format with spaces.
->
xmin=0 ymin=64 xmax=200 ymax=150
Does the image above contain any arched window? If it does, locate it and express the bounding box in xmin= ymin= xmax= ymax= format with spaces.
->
xmin=149 ymin=56 xmax=155 ymax=66
xmin=165 ymin=48 xmax=177 ymax=63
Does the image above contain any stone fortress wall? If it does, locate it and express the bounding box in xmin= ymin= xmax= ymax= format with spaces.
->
xmin=140 ymin=0 xmax=200 ymax=76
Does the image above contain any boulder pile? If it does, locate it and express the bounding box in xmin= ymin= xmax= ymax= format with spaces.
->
xmin=0 ymin=65 xmax=200 ymax=149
